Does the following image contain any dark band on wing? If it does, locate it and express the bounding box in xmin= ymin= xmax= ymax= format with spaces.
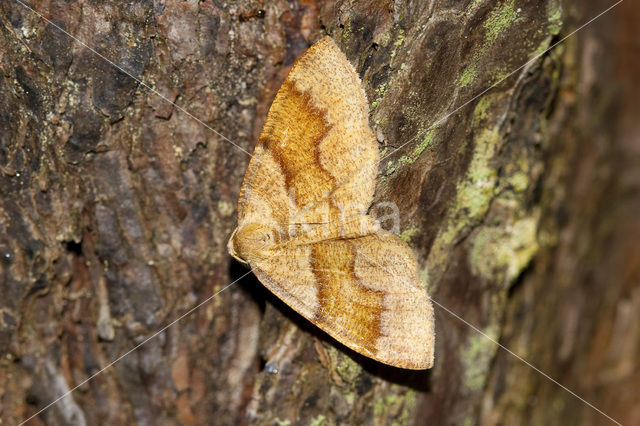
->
xmin=310 ymin=239 xmax=385 ymax=350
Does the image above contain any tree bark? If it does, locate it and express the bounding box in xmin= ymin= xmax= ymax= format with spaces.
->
xmin=0 ymin=0 xmax=637 ymax=425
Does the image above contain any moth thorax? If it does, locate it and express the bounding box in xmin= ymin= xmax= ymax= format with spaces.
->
xmin=229 ymin=223 xmax=273 ymax=262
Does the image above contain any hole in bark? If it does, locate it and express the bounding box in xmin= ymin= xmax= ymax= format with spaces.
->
xmin=64 ymin=240 xmax=82 ymax=255
xmin=25 ymin=393 xmax=39 ymax=406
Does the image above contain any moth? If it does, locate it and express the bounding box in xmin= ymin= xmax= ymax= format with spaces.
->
xmin=228 ymin=36 xmax=434 ymax=369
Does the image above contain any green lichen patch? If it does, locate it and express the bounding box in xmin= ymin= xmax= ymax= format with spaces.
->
xmin=459 ymin=0 xmax=523 ymax=89
xmin=379 ymin=32 xmax=392 ymax=46
xmin=216 ymin=200 xmax=234 ymax=217
xmin=418 ymin=266 xmax=435 ymax=294
xmin=529 ymin=36 xmax=552 ymax=59
xmin=326 ymin=347 xmax=361 ymax=385
xmin=341 ymin=20 xmax=353 ymax=41
xmin=370 ymin=28 xmax=408 ymax=111
xmin=412 ymin=129 xmax=435 ymax=159
xmin=384 ymin=159 xmax=397 ymax=176
xmin=461 ymin=324 xmax=500 ymax=391
xmin=473 ymin=96 xmax=493 ymax=122
xmin=426 ymin=128 xmax=501 ymax=281
xmin=370 ymin=81 xmax=390 ymax=110
xmin=491 ymin=65 xmax=513 ymax=83
xmin=471 ymin=214 xmax=539 ymax=282
xmin=383 ymin=128 xmax=436 ymax=175
xmin=310 ymin=414 xmax=327 ymax=426
xmin=452 ymin=127 xmax=500 ymax=223
xmin=374 ymin=389 xmax=416 ymax=425
xmin=508 ymin=171 xmax=529 ymax=193
xmin=483 ymin=0 xmax=519 ymax=45
xmin=460 ymin=65 xmax=478 ymax=88
xmin=501 ymin=153 xmax=533 ymax=193
xmin=547 ymin=0 xmax=563 ymax=36
xmin=390 ymin=29 xmax=406 ymax=60
xmin=399 ymin=227 xmax=419 ymax=243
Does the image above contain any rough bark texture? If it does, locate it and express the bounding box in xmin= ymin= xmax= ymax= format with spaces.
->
xmin=0 ymin=0 xmax=637 ymax=425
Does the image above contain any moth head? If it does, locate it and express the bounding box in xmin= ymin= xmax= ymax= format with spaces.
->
xmin=228 ymin=223 xmax=273 ymax=263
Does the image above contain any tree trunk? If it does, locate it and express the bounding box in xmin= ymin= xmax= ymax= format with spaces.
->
xmin=0 ymin=0 xmax=637 ymax=425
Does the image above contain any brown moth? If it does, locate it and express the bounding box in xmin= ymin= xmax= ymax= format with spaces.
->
xmin=228 ymin=36 xmax=434 ymax=369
